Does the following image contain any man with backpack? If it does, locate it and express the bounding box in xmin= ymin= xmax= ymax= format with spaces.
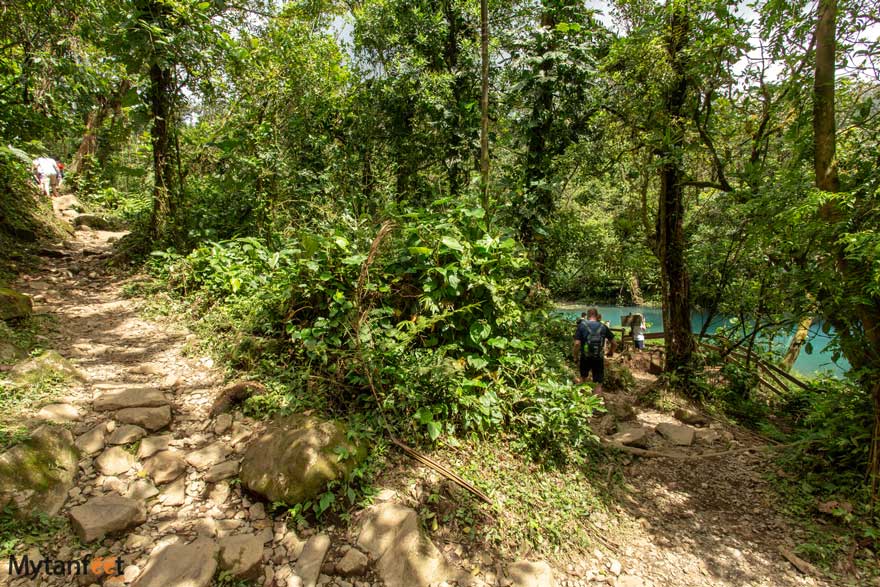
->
xmin=573 ymin=307 xmax=615 ymax=391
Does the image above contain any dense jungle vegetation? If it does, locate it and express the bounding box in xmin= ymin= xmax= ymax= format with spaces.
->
xmin=1 ymin=0 xmax=879 ymax=577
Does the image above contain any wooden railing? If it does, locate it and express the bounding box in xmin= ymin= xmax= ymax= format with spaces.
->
xmin=616 ymin=330 xmax=811 ymax=395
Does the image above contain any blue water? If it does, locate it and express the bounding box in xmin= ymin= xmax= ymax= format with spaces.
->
xmin=559 ymin=305 xmax=848 ymax=378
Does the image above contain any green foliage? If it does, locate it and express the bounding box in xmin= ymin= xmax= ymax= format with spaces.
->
xmin=153 ymin=201 xmax=600 ymax=459
xmin=0 ymin=506 xmax=68 ymax=557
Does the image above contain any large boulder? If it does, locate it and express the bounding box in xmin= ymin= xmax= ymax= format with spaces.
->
xmin=0 ymin=425 xmax=78 ymax=517
xmin=240 ymin=414 xmax=364 ymax=506
xmin=10 ymin=350 xmax=84 ymax=384
xmin=0 ymin=287 xmax=32 ymax=321
xmin=73 ymin=214 xmax=118 ymax=231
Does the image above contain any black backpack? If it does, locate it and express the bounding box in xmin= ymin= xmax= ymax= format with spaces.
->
xmin=582 ymin=321 xmax=605 ymax=359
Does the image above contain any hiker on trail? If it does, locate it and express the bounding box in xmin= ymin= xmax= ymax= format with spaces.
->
xmin=633 ymin=322 xmax=646 ymax=351
xmin=575 ymin=311 xmax=586 ymax=327
xmin=631 ymin=314 xmax=646 ymax=352
xmin=32 ymin=156 xmax=61 ymax=198
xmin=573 ymin=307 xmax=614 ymax=391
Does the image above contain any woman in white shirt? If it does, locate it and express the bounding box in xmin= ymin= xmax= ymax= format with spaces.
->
xmin=32 ymin=157 xmax=60 ymax=197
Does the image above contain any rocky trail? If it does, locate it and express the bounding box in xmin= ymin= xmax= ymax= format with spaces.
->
xmin=0 ymin=201 xmax=842 ymax=587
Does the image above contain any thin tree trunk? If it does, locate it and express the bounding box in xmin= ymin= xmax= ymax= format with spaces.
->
xmin=71 ymin=79 xmax=131 ymax=176
xmin=814 ymin=0 xmax=839 ymax=197
xmin=629 ymin=274 xmax=644 ymax=306
xmin=520 ymin=7 xmax=556 ymax=280
xmin=479 ymin=0 xmax=490 ymax=217
xmin=658 ymin=2 xmax=696 ymax=381
xmin=782 ymin=316 xmax=813 ymax=371
xmin=148 ymin=62 xmax=174 ymax=239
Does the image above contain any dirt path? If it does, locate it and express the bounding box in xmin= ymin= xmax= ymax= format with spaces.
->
xmin=4 ymin=222 xmax=840 ymax=587
xmin=581 ymin=365 xmax=834 ymax=587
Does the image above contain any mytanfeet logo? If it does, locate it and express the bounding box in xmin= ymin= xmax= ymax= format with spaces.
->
xmin=8 ymin=554 xmax=123 ymax=579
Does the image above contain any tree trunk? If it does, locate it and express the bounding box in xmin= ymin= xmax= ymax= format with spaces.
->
xmin=814 ymin=0 xmax=839 ymax=197
xmin=479 ymin=0 xmax=489 ymax=216
xmin=782 ymin=316 xmax=813 ymax=371
xmin=71 ymin=79 xmax=131 ymax=176
xmin=629 ymin=274 xmax=644 ymax=305
xmin=148 ymin=62 xmax=175 ymax=239
xmin=657 ymin=2 xmax=696 ymax=381
xmin=520 ymin=7 xmax=556 ymax=282
xmin=812 ymin=0 xmax=880 ymax=494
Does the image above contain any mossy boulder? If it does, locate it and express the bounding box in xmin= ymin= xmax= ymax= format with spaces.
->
xmin=0 ymin=425 xmax=79 ymax=517
xmin=72 ymin=214 xmax=120 ymax=231
xmin=0 ymin=341 xmax=26 ymax=363
xmin=0 ymin=287 xmax=32 ymax=321
xmin=10 ymin=350 xmax=85 ymax=385
xmin=240 ymin=414 xmax=365 ymax=506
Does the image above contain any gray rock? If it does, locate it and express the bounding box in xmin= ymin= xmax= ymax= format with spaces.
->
xmin=0 ymin=425 xmax=78 ymax=517
xmin=655 ymin=422 xmax=696 ymax=446
xmin=205 ymin=460 xmax=239 ymax=483
xmin=159 ymin=475 xmax=186 ymax=506
xmin=131 ymin=537 xmax=218 ymax=587
xmin=143 ymin=450 xmax=187 ymax=484
xmin=37 ymin=403 xmax=81 ymax=423
xmin=336 ymin=549 xmax=369 ymax=577
xmin=53 ymin=194 xmax=83 ymax=212
xmin=240 ymin=414 xmax=364 ymax=506
xmin=125 ymin=479 xmax=159 ymax=500
xmin=214 ymin=414 xmax=233 ymax=435
xmin=107 ymin=425 xmax=146 ymax=445
xmin=185 ymin=441 xmax=232 ymax=470
xmin=94 ymin=388 xmax=168 ymax=411
xmin=137 ymin=435 xmax=171 ymax=459
xmin=95 ymin=446 xmax=136 ymax=476
xmin=75 ymin=425 xmax=106 ymax=455
xmin=674 ymin=408 xmax=710 ymax=427
xmin=68 ymin=495 xmax=146 ymax=542
xmin=208 ymin=481 xmax=230 ymax=506
xmin=611 ymin=426 xmax=651 ymax=449
xmin=219 ymin=534 xmax=263 ymax=580
xmin=115 ymin=406 xmax=172 ymax=431
xmin=357 ymin=502 xmax=453 ymax=587
xmin=507 ymin=560 xmax=556 ymax=587
xmin=125 ymin=534 xmax=151 ymax=551
xmin=293 ymin=534 xmax=330 ymax=587
xmin=72 ymin=214 xmax=117 ymax=231
xmin=696 ymin=428 xmax=721 ymax=444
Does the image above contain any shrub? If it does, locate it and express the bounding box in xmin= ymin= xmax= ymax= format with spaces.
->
xmin=151 ymin=203 xmax=601 ymax=458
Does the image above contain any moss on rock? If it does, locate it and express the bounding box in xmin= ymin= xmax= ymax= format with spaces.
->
xmin=0 ymin=425 xmax=79 ymax=517
xmin=240 ymin=414 xmax=365 ymax=506
xmin=0 ymin=287 xmax=32 ymax=321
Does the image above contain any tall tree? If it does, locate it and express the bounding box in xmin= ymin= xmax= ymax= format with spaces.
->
xmin=655 ymin=0 xmax=695 ymax=377
xmin=479 ymin=0 xmax=489 ymax=216
xmin=810 ymin=0 xmax=880 ymax=494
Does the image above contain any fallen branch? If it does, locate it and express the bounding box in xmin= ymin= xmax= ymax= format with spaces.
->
xmin=779 ymin=546 xmax=820 ymax=576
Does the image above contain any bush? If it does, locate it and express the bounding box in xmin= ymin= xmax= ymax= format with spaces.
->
xmin=151 ymin=203 xmax=602 ymax=458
